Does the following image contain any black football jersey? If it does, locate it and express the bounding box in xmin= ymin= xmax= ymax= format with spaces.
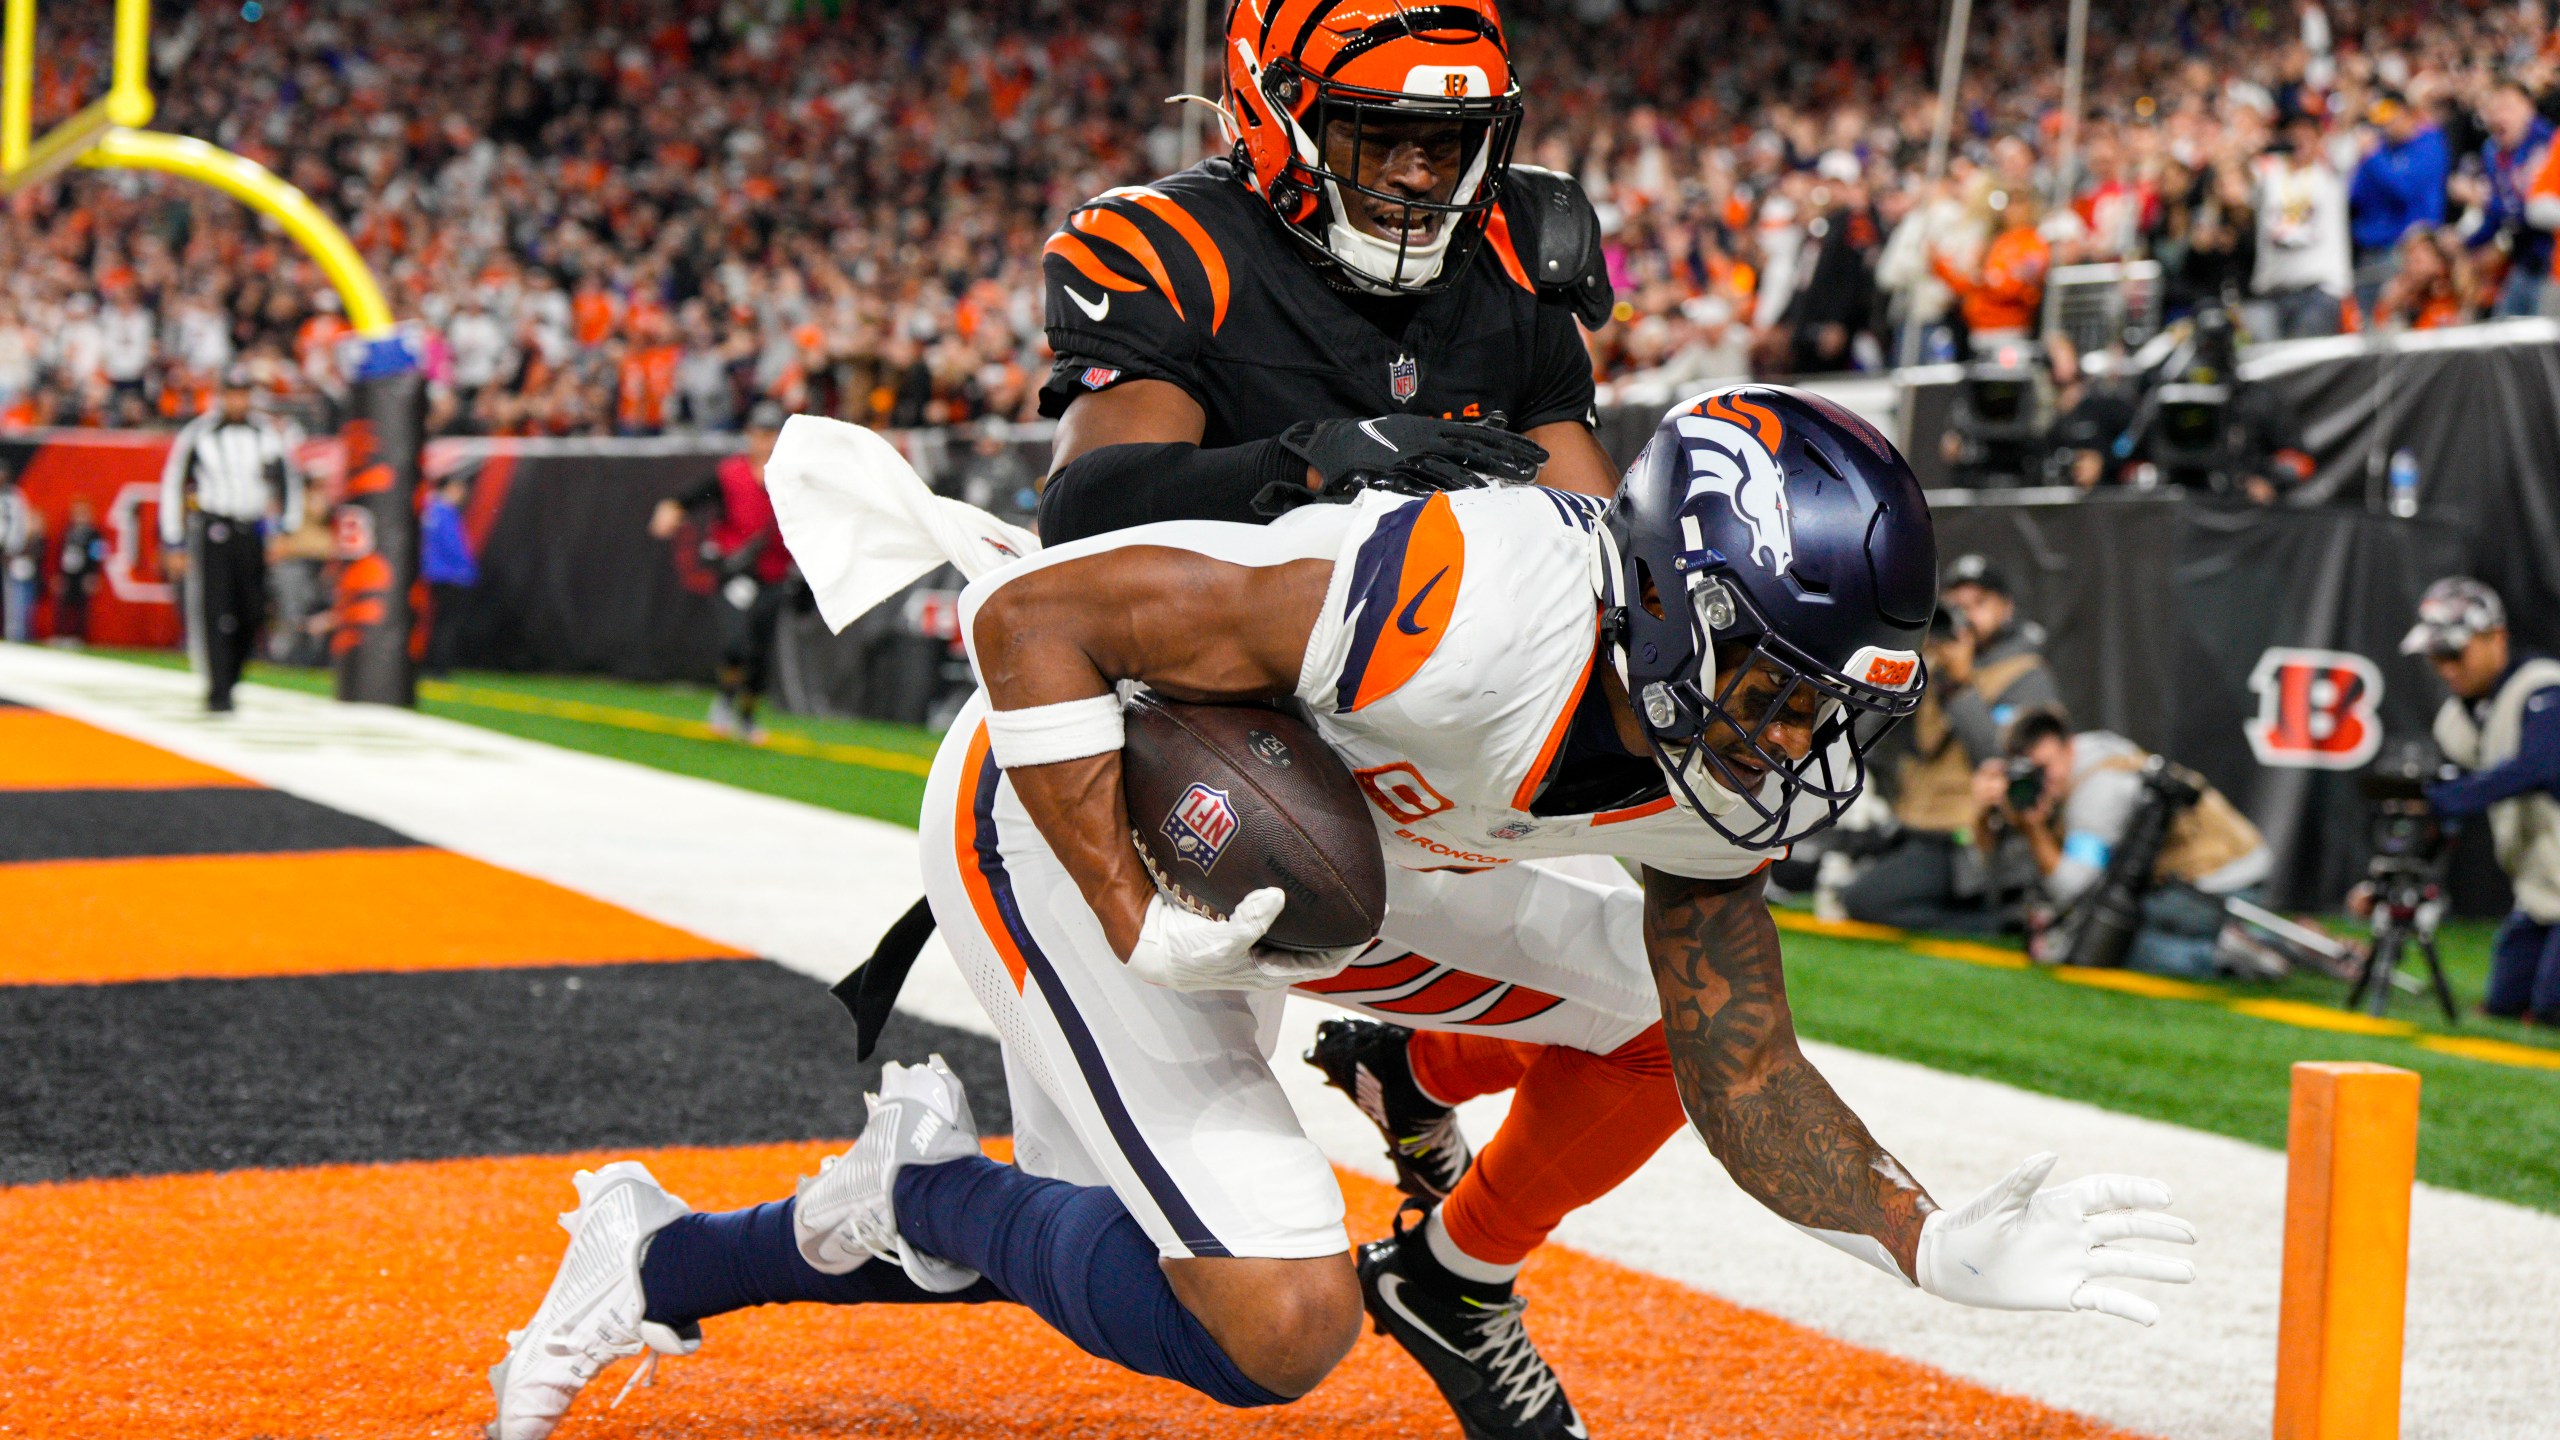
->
xmin=1037 ymin=159 xmax=1596 ymax=444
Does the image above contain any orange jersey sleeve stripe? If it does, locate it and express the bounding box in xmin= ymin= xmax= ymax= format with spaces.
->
xmin=1118 ymin=189 xmax=1232 ymax=334
xmin=1508 ymin=627 xmax=1598 ymax=810
xmin=1071 ymin=208 xmax=1186 ymax=320
xmin=1341 ymin=492 xmax=1465 ymax=712
xmin=1459 ymin=984 xmax=1568 ymax=1028
xmin=1367 ymin=968 xmax=1502 ymax=1017
xmin=952 ymin=724 xmax=1029 ymax=993
xmin=1043 ymin=231 xmax=1145 ymax=294
xmin=1296 ymin=950 xmax=1437 ymax=996
xmin=1483 ymin=200 xmax=1535 ymax=292
xmin=1593 ymin=795 xmax=1678 ymax=826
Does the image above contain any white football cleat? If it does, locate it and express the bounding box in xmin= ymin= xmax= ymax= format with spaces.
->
xmin=486 ymin=1161 xmax=700 ymax=1440
xmin=793 ymin=1054 xmax=985 ymax=1292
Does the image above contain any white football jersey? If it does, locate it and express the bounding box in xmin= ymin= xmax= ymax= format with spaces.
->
xmin=1287 ymin=486 xmax=1768 ymax=882
xmin=958 ymin=487 xmax=1776 ymax=884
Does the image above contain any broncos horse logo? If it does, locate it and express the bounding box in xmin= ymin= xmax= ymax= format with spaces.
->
xmin=1673 ymin=392 xmax=1794 ymax=576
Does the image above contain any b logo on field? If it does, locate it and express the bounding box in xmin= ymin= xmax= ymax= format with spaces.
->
xmin=2245 ymin=647 xmax=2385 ymax=770
xmin=1354 ymin=761 xmax=1454 ymax=824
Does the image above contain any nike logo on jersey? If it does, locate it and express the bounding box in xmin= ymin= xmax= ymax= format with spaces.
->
xmin=1359 ymin=418 xmax=1401 ymax=453
xmin=1064 ymin=284 xmax=1111 ymax=322
xmin=1395 ymin=568 xmax=1447 ymax=635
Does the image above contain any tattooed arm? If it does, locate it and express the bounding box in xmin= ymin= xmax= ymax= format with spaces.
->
xmin=1642 ymin=865 xmax=1936 ymax=1278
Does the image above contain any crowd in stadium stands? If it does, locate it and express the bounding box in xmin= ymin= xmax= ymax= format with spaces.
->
xmin=2 ymin=0 xmax=2559 ymax=438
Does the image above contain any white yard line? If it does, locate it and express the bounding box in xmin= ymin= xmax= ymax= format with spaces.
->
xmin=10 ymin=643 xmax=2553 ymax=1439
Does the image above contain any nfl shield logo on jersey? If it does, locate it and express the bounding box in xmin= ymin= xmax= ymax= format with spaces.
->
xmin=1080 ymin=366 xmax=1122 ymax=391
xmin=1388 ymin=353 xmax=1419 ymax=403
xmin=1162 ymin=782 xmax=1239 ymax=871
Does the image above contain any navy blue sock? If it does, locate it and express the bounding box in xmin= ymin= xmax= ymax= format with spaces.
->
xmin=893 ymin=1156 xmax=1288 ymax=1409
xmin=639 ymin=1199 xmax=1005 ymax=1327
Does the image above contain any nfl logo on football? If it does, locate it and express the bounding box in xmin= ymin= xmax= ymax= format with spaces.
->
xmin=1162 ymin=782 xmax=1239 ymax=871
xmin=1389 ymin=353 xmax=1419 ymax=403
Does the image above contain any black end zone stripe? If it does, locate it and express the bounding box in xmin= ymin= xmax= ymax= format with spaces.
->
xmin=971 ymin=748 xmax=1234 ymax=1258
xmin=0 ymin=788 xmax=422 ymax=864
xmin=0 ymin=959 xmax=1010 ymax=1184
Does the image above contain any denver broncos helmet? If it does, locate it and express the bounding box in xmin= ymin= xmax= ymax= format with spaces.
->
xmin=1219 ymin=0 xmax=1523 ymax=294
xmin=1597 ymin=385 xmax=1939 ymax=849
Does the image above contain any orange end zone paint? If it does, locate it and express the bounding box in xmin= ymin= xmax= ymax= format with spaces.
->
xmin=0 ymin=847 xmax=749 ymax=985
xmin=0 ymin=710 xmax=255 ymax=791
xmin=0 ymin=1145 xmax=2145 ymax=1440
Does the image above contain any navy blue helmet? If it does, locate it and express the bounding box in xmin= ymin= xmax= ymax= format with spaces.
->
xmin=1597 ymin=385 xmax=1938 ymax=849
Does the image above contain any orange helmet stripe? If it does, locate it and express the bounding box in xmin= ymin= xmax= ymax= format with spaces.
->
xmin=1042 ymin=232 xmax=1146 ymax=294
xmin=1113 ymin=189 xmax=1232 ymax=335
xmin=1070 ymin=207 xmax=1185 ymax=321
xmin=1704 ymin=391 xmax=1786 ymax=453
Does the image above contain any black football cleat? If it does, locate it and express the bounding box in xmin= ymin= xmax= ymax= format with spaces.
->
xmin=1305 ymin=1018 xmax=1472 ymax=1200
xmin=1358 ymin=1205 xmax=1585 ymax=1440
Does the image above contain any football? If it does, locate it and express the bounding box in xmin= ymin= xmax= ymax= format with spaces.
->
xmin=1121 ymin=692 xmax=1388 ymax=952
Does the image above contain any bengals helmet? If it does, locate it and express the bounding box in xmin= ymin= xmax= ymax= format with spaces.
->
xmin=1220 ymin=0 xmax=1523 ymax=294
xmin=1597 ymin=386 xmax=1939 ymax=850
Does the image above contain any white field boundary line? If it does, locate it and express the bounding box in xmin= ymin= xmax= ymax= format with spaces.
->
xmin=10 ymin=644 xmax=2555 ymax=1438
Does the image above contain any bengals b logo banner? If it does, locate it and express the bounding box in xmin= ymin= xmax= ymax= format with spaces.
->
xmin=2244 ymin=647 xmax=2385 ymax=770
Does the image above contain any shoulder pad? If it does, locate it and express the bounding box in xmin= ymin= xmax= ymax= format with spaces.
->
xmin=1502 ymin=165 xmax=1614 ymax=330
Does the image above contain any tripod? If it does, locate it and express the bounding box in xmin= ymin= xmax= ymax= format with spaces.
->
xmin=2346 ymin=856 xmax=2460 ymax=1023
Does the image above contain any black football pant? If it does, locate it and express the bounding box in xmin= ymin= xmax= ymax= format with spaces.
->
xmin=717 ymin=575 xmax=793 ymax=703
xmin=193 ymin=517 xmax=266 ymax=710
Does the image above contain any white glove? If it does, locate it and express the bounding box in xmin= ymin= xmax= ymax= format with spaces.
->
xmin=1123 ymin=889 xmax=1363 ymax=993
xmin=1916 ymin=1153 xmax=2197 ymax=1326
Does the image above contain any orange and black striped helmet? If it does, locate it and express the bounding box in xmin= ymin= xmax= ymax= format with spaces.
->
xmin=1220 ymin=0 xmax=1522 ymax=294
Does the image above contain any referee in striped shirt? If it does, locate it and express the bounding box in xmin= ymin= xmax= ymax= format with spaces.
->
xmin=159 ymin=368 xmax=301 ymax=712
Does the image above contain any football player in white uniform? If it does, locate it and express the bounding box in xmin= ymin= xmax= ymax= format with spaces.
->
xmin=487 ymin=387 xmax=2195 ymax=1440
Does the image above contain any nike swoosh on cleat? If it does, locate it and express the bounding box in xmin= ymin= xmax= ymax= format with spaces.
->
xmin=1358 ymin=417 xmax=1401 ymax=452
xmin=1375 ymin=1273 xmax=1474 ymax=1363
xmin=1064 ymin=284 xmax=1111 ymax=322
xmin=1395 ymin=569 xmax=1447 ymax=635
xmin=1564 ymin=1409 xmax=1588 ymax=1438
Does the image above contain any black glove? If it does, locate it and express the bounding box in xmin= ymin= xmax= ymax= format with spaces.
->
xmin=1275 ymin=416 xmax=1548 ymax=499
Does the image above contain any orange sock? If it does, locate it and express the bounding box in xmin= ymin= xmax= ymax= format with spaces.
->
xmin=1433 ymin=1024 xmax=1685 ymax=1267
xmin=1405 ymin=1030 xmax=1539 ymax=1107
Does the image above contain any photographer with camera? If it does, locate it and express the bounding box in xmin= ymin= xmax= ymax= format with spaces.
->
xmin=1843 ymin=556 xmax=2060 ymax=931
xmin=1978 ymin=709 xmax=2271 ymax=976
xmin=2400 ymin=578 xmax=2560 ymax=1024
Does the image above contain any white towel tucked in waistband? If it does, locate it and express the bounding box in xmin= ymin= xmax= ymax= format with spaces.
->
xmin=762 ymin=414 xmax=1042 ymax=634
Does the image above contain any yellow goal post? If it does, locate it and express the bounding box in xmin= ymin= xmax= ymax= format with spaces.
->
xmin=3 ymin=0 xmax=394 ymax=336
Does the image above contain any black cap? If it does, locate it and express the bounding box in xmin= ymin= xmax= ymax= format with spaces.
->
xmin=1943 ymin=552 xmax=2011 ymax=597
xmin=746 ymin=400 xmax=787 ymax=433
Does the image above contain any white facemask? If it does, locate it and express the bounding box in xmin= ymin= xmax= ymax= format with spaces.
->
xmin=1294 ymin=121 xmax=1493 ymax=293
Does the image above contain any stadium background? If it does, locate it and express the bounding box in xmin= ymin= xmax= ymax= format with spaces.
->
xmin=5 ymin=1 xmax=2560 ymax=1437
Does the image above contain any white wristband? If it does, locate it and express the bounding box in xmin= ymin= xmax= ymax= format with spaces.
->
xmin=984 ymin=694 xmax=1125 ymax=768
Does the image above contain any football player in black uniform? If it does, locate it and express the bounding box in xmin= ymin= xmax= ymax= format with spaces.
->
xmin=1030 ymin=6 xmax=1658 ymax=1437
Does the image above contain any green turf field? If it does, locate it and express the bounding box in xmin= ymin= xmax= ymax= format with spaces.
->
xmin=100 ymin=651 xmax=2560 ymax=1212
